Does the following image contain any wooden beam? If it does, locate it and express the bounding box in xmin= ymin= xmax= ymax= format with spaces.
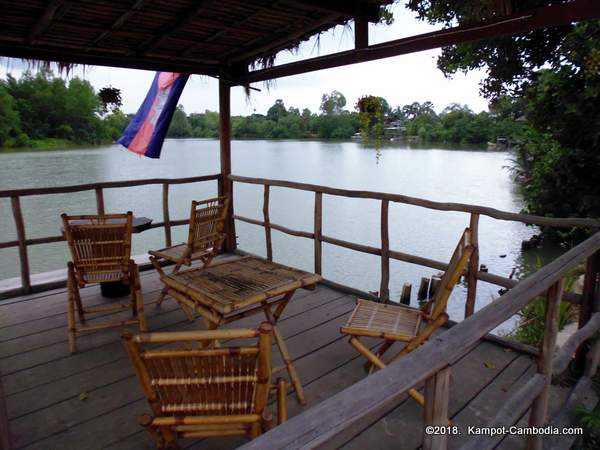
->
xmin=263 ymin=185 xmax=273 ymax=261
xmin=314 ymin=192 xmax=323 ymax=275
xmin=465 ymin=213 xmax=479 ymax=318
xmin=423 ymin=366 xmax=450 ymax=450
xmin=280 ymin=1 xmax=380 ymax=22
xmin=380 ymin=199 xmax=390 ymax=302
xmin=354 ymin=16 xmax=369 ymax=49
xmin=27 ymin=0 xmax=70 ymax=45
xmin=219 ymin=79 xmax=236 ymax=252
xmin=575 ymin=251 xmax=600 ymax=370
xmin=236 ymin=0 xmax=600 ymax=83
xmin=10 ymin=197 xmax=31 ymax=293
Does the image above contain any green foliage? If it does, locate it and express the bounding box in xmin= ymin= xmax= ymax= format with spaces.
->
xmin=356 ymin=95 xmax=386 ymax=148
xmin=168 ymin=105 xmax=192 ymax=138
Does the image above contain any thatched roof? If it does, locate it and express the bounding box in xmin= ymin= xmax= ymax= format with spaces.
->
xmin=0 ymin=0 xmax=390 ymax=78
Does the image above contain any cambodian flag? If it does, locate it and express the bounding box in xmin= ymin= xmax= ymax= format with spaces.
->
xmin=118 ymin=72 xmax=189 ymax=158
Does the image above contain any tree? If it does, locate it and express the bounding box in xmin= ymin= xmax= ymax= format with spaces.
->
xmin=168 ymin=105 xmax=192 ymax=138
xmin=0 ymin=83 xmax=26 ymax=147
xmin=320 ymin=91 xmax=347 ymax=115
xmin=266 ymin=99 xmax=287 ymax=122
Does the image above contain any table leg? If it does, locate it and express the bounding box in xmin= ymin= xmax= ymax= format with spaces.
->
xmin=202 ymin=316 xmax=220 ymax=348
xmin=263 ymin=295 xmax=305 ymax=405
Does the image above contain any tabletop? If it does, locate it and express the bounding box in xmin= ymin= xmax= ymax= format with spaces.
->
xmin=61 ymin=216 xmax=153 ymax=234
xmin=163 ymin=256 xmax=322 ymax=314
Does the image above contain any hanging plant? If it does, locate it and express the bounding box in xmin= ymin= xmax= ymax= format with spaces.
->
xmin=356 ymin=95 xmax=385 ymax=153
xmin=98 ymin=86 xmax=122 ymax=113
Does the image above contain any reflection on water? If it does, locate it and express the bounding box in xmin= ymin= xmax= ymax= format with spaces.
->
xmin=0 ymin=139 xmax=563 ymax=324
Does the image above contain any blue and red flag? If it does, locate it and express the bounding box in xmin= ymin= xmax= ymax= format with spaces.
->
xmin=118 ymin=72 xmax=189 ymax=159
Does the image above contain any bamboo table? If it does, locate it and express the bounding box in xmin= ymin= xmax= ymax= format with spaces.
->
xmin=159 ymin=256 xmax=321 ymax=404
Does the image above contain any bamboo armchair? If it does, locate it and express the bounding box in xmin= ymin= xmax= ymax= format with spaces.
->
xmin=122 ymin=322 xmax=288 ymax=449
xmin=149 ymin=196 xmax=230 ymax=307
xmin=340 ymin=228 xmax=474 ymax=406
xmin=62 ymin=212 xmax=146 ymax=354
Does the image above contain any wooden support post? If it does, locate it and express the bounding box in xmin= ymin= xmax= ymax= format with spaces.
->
xmin=162 ymin=183 xmax=172 ymax=247
xmin=95 ymin=187 xmax=105 ymax=215
xmin=465 ymin=213 xmax=479 ymax=318
xmin=430 ymin=276 xmax=442 ymax=298
xmin=314 ymin=192 xmax=322 ymax=275
xmin=527 ymin=278 xmax=565 ymax=450
xmin=423 ymin=366 xmax=451 ymax=450
xmin=219 ymin=79 xmax=236 ymax=252
xmin=354 ymin=15 xmax=368 ymax=49
xmin=400 ymin=283 xmax=412 ymax=305
xmin=418 ymin=277 xmax=430 ymax=300
xmin=575 ymin=251 xmax=600 ymax=371
xmin=263 ymin=185 xmax=272 ymax=261
xmin=10 ymin=196 xmax=31 ymax=293
xmin=380 ymin=199 xmax=390 ymax=302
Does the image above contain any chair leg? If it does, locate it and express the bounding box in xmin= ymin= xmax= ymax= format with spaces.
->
xmin=277 ymin=378 xmax=289 ymax=424
xmin=364 ymin=340 xmax=394 ymax=372
xmin=67 ymin=265 xmax=77 ymax=354
xmin=156 ymin=285 xmax=169 ymax=309
xmin=130 ymin=261 xmax=146 ymax=332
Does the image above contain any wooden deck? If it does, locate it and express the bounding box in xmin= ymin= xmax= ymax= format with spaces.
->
xmin=0 ymin=257 xmax=571 ymax=450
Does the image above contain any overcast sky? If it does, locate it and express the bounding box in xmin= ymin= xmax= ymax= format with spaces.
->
xmin=1 ymin=4 xmax=489 ymax=116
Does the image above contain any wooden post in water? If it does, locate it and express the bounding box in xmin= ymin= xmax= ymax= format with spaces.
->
xmin=527 ymin=278 xmax=565 ymax=450
xmin=162 ymin=183 xmax=172 ymax=247
xmin=380 ymin=199 xmax=390 ymax=302
xmin=465 ymin=213 xmax=479 ymax=317
xmin=418 ymin=277 xmax=430 ymax=300
xmin=219 ymin=79 xmax=236 ymax=252
xmin=263 ymin=185 xmax=272 ymax=261
xmin=10 ymin=196 xmax=31 ymax=293
xmin=400 ymin=283 xmax=412 ymax=305
xmin=575 ymin=251 xmax=600 ymax=371
xmin=95 ymin=188 xmax=105 ymax=215
xmin=423 ymin=366 xmax=451 ymax=450
xmin=314 ymin=192 xmax=323 ymax=275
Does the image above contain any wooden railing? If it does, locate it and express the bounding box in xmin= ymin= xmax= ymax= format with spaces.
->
xmin=0 ymin=174 xmax=222 ymax=295
xmin=230 ymin=174 xmax=599 ymax=315
xmin=238 ymin=232 xmax=600 ymax=450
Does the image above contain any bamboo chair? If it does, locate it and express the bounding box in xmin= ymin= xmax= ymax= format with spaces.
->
xmin=62 ymin=212 xmax=146 ymax=354
xmin=340 ymin=228 xmax=474 ymax=406
xmin=122 ymin=322 xmax=288 ymax=449
xmin=149 ymin=196 xmax=230 ymax=308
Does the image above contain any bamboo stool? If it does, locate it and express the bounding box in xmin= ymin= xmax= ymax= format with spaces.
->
xmin=62 ymin=212 xmax=146 ymax=354
xmin=150 ymin=255 xmax=321 ymax=405
xmin=149 ymin=196 xmax=229 ymax=308
xmin=340 ymin=228 xmax=474 ymax=406
xmin=122 ymin=322 xmax=288 ymax=449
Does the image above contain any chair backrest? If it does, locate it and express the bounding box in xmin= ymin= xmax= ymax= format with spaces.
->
xmin=122 ymin=323 xmax=272 ymax=420
xmin=62 ymin=212 xmax=133 ymax=285
xmin=186 ymin=196 xmax=229 ymax=254
xmin=428 ymin=228 xmax=475 ymax=320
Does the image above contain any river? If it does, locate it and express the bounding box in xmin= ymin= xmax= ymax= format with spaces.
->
xmin=0 ymin=139 xmax=562 ymax=327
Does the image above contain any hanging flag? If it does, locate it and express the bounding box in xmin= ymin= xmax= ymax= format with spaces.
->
xmin=118 ymin=72 xmax=189 ymax=159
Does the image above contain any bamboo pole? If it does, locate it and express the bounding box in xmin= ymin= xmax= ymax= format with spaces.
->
xmin=380 ymin=199 xmax=390 ymax=302
xmin=263 ymin=185 xmax=272 ymax=261
xmin=95 ymin=187 xmax=105 ymax=215
xmin=465 ymin=213 xmax=479 ymax=318
xmin=527 ymin=278 xmax=565 ymax=450
xmin=10 ymin=196 xmax=31 ymax=293
xmin=314 ymin=192 xmax=322 ymax=275
xmin=162 ymin=183 xmax=172 ymax=247
xmin=423 ymin=366 xmax=451 ymax=450
xmin=219 ymin=79 xmax=236 ymax=252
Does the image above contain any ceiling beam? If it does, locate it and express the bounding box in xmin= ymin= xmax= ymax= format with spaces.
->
xmin=235 ymin=0 xmax=600 ymax=84
xmin=27 ymin=0 xmax=71 ymax=45
xmin=280 ymin=0 xmax=381 ymax=22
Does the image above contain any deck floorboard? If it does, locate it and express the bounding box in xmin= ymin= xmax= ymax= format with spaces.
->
xmin=0 ymin=257 xmax=571 ymax=449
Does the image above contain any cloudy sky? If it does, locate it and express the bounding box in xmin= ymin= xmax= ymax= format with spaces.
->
xmin=1 ymin=4 xmax=489 ymax=116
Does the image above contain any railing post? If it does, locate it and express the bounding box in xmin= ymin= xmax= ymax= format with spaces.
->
xmin=465 ymin=213 xmax=479 ymax=317
xmin=162 ymin=183 xmax=172 ymax=247
xmin=10 ymin=196 xmax=31 ymax=293
xmin=380 ymin=199 xmax=390 ymax=302
xmin=219 ymin=79 xmax=236 ymax=252
xmin=575 ymin=250 xmax=600 ymax=371
xmin=527 ymin=278 xmax=565 ymax=450
xmin=94 ymin=187 xmax=105 ymax=215
xmin=263 ymin=185 xmax=272 ymax=261
xmin=314 ymin=192 xmax=322 ymax=275
xmin=423 ymin=365 xmax=451 ymax=450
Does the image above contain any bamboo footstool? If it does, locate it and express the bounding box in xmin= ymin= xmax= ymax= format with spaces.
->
xmin=157 ymin=256 xmax=321 ymax=404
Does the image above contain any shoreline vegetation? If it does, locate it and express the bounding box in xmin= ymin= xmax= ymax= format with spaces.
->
xmin=1 ymin=72 xmax=524 ymax=152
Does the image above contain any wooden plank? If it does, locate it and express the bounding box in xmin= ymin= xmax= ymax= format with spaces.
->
xmin=263 ymin=185 xmax=273 ymax=261
xmin=10 ymin=197 xmax=30 ymax=293
xmin=465 ymin=213 xmax=479 ymax=318
xmin=162 ymin=183 xmax=171 ymax=247
xmin=236 ymin=232 xmax=600 ymax=450
xmin=0 ymin=368 xmax=12 ymax=450
xmin=219 ymin=80 xmax=236 ymax=252
xmin=237 ymin=0 xmax=600 ymax=84
xmin=528 ymin=279 xmax=565 ymax=450
xmin=95 ymin=188 xmax=105 ymax=215
xmin=379 ymin=200 xmax=389 ymax=302
xmin=230 ymin=175 xmax=600 ymax=229
xmin=314 ymin=192 xmax=322 ymax=275
xmin=459 ymin=374 xmax=546 ymax=450
xmin=423 ymin=366 xmax=451 ymax=450
xmin=553 ymin=312 xmax=600 ymax=377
